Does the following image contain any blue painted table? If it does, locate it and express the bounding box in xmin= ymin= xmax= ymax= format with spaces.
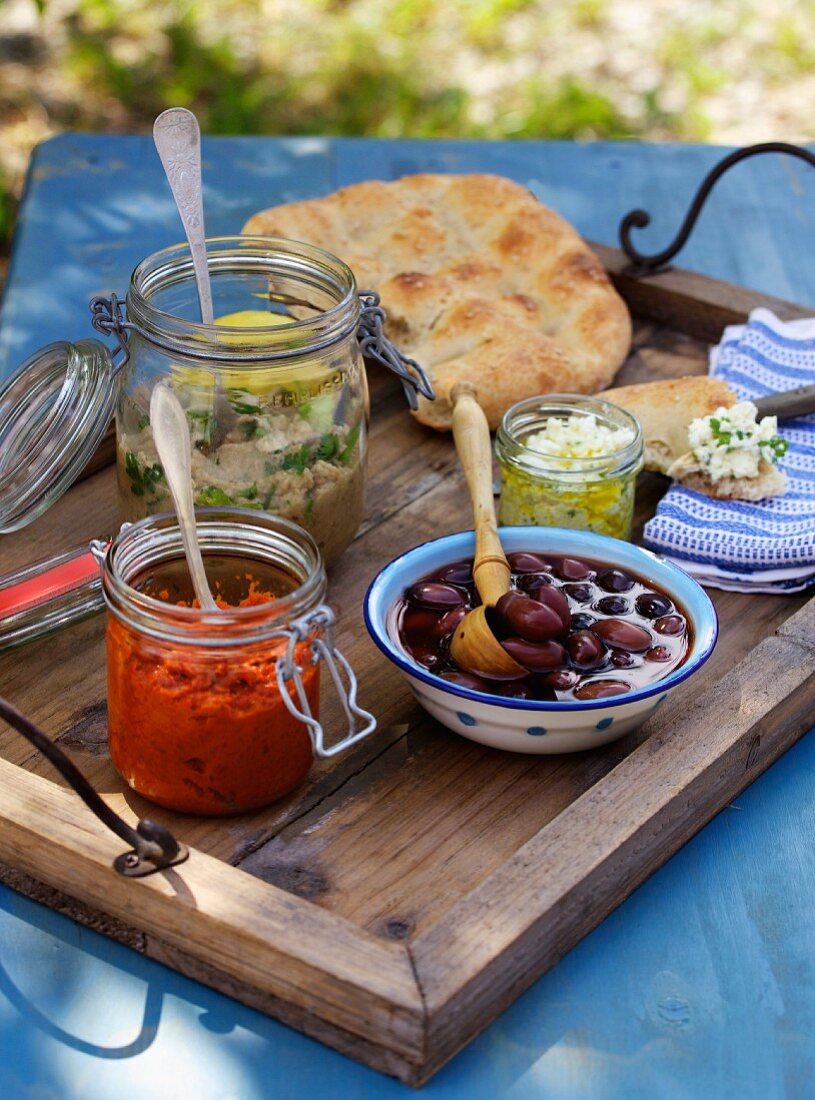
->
xmin=1 ymin=137 xmax=814 ymax=1099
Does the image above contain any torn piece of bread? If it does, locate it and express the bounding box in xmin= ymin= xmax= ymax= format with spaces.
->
xmin=602 ymin=376 xmax=788 ymax=500
xmin=665 ymin=452 xmax=787 ymax=500
xmin=244 ymin=173 xmax=632 ymax=430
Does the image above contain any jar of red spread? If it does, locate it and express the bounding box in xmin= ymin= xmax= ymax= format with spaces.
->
xmin=93 ymin=509 xmax=374 ymax=815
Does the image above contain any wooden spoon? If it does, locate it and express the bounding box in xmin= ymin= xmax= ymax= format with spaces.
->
xmin=150 ymin=381 xmax=219 ymax=612
xmin=449 ymin=382 xmax=526 ymax=680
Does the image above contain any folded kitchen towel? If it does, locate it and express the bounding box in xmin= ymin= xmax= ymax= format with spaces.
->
xmin=643 ymin=308 xmax=815 ymax=593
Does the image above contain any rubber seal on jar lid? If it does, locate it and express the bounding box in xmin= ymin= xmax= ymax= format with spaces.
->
xmin=0 ymin=339 xmax=118 ymax=532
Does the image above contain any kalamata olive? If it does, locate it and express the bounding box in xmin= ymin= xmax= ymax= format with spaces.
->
xmin=411 ymin=647 xmax=445 ymax=672
xmin=500 ymin=638 xmax=568 ymax=672
xmin=635 ymin=592 xmax=673 ymax=618
xmin=595 ymin=595 xmax=630 ymax=616
xmin=401 ymin=607 xmax=442 ymax=642
xmin=531 ymin=584 xmax=571 ymax=632
xmin=597 ymin=569 xmax=634 ymax=592
xmin=438 ymin=561 xmax=474 ymax=586
xmin=562 ymin=582 xmax=594 ymax=603
xmin=406 ymin=581 xmax=466 ymax=610
xmin=557 ymin=557 xmax=592 ymax=581
xmin=439 ymin=670 xmax=491 ymax=692
xmin=543 ymin=669 xmax=580 ymax=691
xmin=574 ymin=679 xmax=631 ymax=700
xmin=591 ymin=619 xmax=652 ymax=652
xmin=567 ymin=630 xmax=606 ymax=669
xmin=610 ymin=649 xmax=638 ymax=669
xmin=518 ymin=572 xmax=553 ymax=594
xmin=655 ymin=614 xmax=686 ymax=636
xmin=570 ymin=612 xmax=596 ymax=631
xmin=646 ymin=645 xmax=673 ymax=662
xmin=495 ymin=591 xmax=563 ymax=642
xmin=507 ymin=552 xmax=551 ymax=574
xmin=435 ymin=606 xmax=467 ymax=637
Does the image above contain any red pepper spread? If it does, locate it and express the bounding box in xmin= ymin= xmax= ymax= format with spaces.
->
xmin=107 ymin=564 xmax=318 ymax=815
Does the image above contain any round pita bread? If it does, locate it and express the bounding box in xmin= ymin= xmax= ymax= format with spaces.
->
xmin=244 ymin=173 xmax=632 ymax=430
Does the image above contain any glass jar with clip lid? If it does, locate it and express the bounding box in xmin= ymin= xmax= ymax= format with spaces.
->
xmin=0 ymin=235 xmax=433 ymax=565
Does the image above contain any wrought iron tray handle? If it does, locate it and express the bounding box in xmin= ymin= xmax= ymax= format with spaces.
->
xmin=0 ymin=695 xmax=188 ymax=877
xmin=619 ymin=141 xmax=815 ymax=276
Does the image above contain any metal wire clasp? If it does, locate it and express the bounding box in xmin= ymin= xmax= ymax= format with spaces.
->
xmin=275 ymin=605 xmax=377 ymax=758
xmin=89 ymin=292 xmax=133 ymax=367
xmin=357 ymin=290 xmax=435 ymax=411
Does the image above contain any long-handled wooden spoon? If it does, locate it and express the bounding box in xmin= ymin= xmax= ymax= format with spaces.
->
xmin=449 ymin=382 xmax=527 ymax=680
xmin=150 ymin=381 xmax=219 ymax=612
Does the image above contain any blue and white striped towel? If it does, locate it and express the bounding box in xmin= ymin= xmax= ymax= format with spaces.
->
xmin=643 ymin=308 xmax=815 ymax=594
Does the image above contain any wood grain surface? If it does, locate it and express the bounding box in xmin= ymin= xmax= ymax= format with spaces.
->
xmin=0 ymin=245 xmax=812 ymax=1085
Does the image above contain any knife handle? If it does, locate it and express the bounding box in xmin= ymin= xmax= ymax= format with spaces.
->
xmin=754 ymin=384 xmax=815 ymax=421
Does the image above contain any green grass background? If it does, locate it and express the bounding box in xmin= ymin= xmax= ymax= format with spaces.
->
xmin=2 ymin=0 xmax=814 ymax=268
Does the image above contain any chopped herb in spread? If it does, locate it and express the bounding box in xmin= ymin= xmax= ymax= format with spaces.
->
xmin=688 ymin=402 xmax=787 ymax=482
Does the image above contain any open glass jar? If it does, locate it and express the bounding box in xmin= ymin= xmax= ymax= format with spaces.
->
xmin=0 ymin=236 xmax=433 ymax=564
xmin=117 ymin=237 xmax=369 ymax=566
xmin=94 ymin=509 xmax=375 ymax=815
xmin=495 ymin=394 xmax=644 ymax=540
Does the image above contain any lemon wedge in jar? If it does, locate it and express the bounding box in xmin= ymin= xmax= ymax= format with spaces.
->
xmin=172 ymin=309 xmax=342 ymax=403
xmin=214 ymin=309 xmax=292 ymax=332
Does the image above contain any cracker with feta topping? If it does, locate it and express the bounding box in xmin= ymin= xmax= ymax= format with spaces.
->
xmin=602 ymin=377 xmax=788 ymax=500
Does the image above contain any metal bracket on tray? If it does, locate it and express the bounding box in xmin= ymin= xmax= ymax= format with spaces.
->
xmin=619 ymin=142 xmax=815 ymax=277
xmin=89 ymin=292 xmax=133 ymax=368
xmin=357 ymin=290 xmax=435 ymax=410
xmin=275 ymin=605 xmax=377 ymax=758
xmin=0 ymin=694 xmax=188 ymax=878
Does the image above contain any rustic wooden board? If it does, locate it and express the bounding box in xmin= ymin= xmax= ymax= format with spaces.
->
xmin=0 ymin=252 xmax=812 ymax=1086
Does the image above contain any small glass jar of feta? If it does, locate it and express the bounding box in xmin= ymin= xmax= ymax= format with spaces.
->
xmin=495 ymin=394 xmax=644 ymax=540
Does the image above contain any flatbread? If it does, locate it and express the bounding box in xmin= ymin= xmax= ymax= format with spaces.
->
xmin=602 ymin=376 xmax=787 ymax=500
xmin=244 ymin=173 xmax=632 ymax=430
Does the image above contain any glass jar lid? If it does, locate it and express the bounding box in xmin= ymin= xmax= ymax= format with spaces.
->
xmin=0 ymin=338 xmax=118 ymax=532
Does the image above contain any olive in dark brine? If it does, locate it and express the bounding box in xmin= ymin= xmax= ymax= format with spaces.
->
xmin=592 ymin=618 xmax=652 ymax=652
xmin=597 ymin=569 xmax=634 ymax=592
xmin=655 ymin=615 xmax=686 ymax=636
xmin=562 ymin=582 xmax=594 ymax=603
xmin=438 ymin=561 xmax=474 ymax=586
xmin=495 ymin=591 xmax=563 ymax=642
xmin=575 ymin=680 xmax=631 ymax=700
xmin=570 ymin=612 xmax=595 ymax=631
xmin=518 ymin=572 xmax=553 ymax=594
xmin=610 ymin=649 xmax=638 ymax=669
xmin=567 ymin=630 xmax=606 ymax=669
xmin=635 ymin=592 xmax=673 ymax=618
xmin=401 ymin=607 xmax=442 ymax=641
xmin=406 ymin=581 xmax=466 ymax=610
xmin=557 ymin=558 xmax=592 ymax=581
xmin=507 ymin=552 xmax=551 ymax=574
xmin=543 ymin=669 xmax=580 ymax=692
xmin=492 ymin=680 xmax=536 ymax=700
xmin=500 ymin=638 xmax=568 ymax=672
xmin=440 ymin=670 xmax=493 ymax=693
xmin=435 ymin=606 xmax=467 ymax=637
xmin=646 ymin=645 xmax=673 ymax=662
xmin=532 ymin=584 xmax=571 ymax=632
xmin=595 ymin=595 xmax=629 ymax=616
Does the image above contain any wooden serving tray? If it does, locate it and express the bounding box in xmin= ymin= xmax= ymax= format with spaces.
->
xmin=0 ymin=249 xmax=813 ymax=1086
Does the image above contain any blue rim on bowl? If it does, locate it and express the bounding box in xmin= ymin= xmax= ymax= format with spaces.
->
xmin=364 ymin=527 xmax=718 ymax=712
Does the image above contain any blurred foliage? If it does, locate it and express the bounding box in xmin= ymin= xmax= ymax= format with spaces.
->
xmin=1 ymin=0 xmax=814 ymax=266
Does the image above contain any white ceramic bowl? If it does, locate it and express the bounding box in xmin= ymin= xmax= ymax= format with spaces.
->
xmin=364 ymin=528 xmax=718 ymax=754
